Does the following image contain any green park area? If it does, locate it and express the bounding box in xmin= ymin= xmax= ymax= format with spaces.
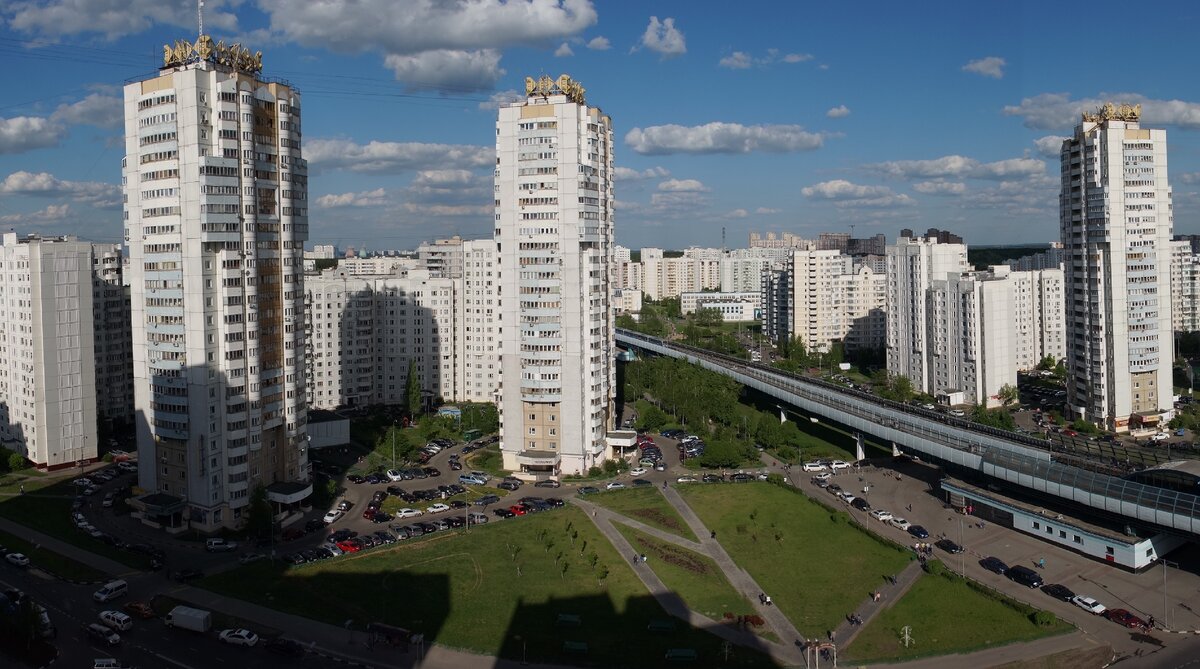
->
xmin=0 ymin=527 xmax=108 ymax=581
xmin=843 ymin=564 xmax=1072 ymax=663
xmin=201 ymin=506 xmax=776 ymax=668
xmin=677 ymin=482 xmax=912 ymax=637
xmin=583 ymin=487 xmax=697 ymax=541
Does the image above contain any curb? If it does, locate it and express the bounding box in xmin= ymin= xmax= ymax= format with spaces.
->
xmin=30 ymin=566 xmax=109 ymax=586
xmin=308 ymin=647 xmax=380 ymax=667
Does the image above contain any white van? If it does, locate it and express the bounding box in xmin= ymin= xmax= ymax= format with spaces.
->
xmin=92 ymin=580 xmax=128 ymax=603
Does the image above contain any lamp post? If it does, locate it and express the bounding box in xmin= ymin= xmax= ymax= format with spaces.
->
xmin=391 ymin=421 xmax=397 ymax=469
xmin=1161 ymin=558 xmax=1179 ymax=630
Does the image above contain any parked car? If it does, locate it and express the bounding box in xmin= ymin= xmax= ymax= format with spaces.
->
xmin=534 ymin=479 xmax=561 ymax=488
xmin=123 ymin=601 xmax=156 ymax=619
xmin=605 ymin=482 xmax=626 ymax=490
xmin=829 ymin=460 xmax=851 ymax=470
xmin=578 ymin=486 xmax=600 ymax=495
xmin=426 ymin=503 xmax=450 ymax=514
xmin=1006 ymin=565 xmax=1043 ymax=588
xmin=1071 ymin=595 xmax=1106 ymax=615
xmin=322 ymin=510 xmax=343 ymax=524
xmin=474 ymin=494 xmax=501 ymax=506
xmin=907 ymin=525 xmax=930 ymax=539
xmin=347 ymin=474 xmax=365 ymax=484
xmin=850 ymin=498 xmax=871 ymax=512
xmin=99 ymin=610 xmax=133 ymax=632
xmin=205 ymin=538 xmax=238 ymax=553
xmin=218 ymin=628 xmax=259 ymax=647
xmin=1041 ymin=583 xmax=1076 ymax=602
xmin=888 ymin=517 xmax=911 ymax=531
xmin=702 ymin=474 xmax=724 ymax=483
xmin=264 ymin=637 xmax=306 ymax=657
xmin=84 ymin=622 xmax=120 ymax=646
xmin=869 ymin=509 xmax=893 ymax=523
xmin=979 ymin=556 xmax=1009 ymax=575
xmin=493 ymin=508 xmax=515 ymax=519
xmin=935 ymin=539 xmax=963 ymax=554
xmin=396 ymin=508 xmax=423 ymax=518
xmin=498 ymin=481 xmax=521 ymax=491
xmin=172 ymin=569 xmax=204 ymax=583
xmin=802 ymin=461 xmax=826 ymax=472
xmin=1105 ymin=608 xmax=1148 ymax=629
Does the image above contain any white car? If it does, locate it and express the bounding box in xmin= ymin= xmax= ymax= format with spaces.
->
xmin=396 ymin=508 xmax=423 ymax=518
xmin=386 ymin=469 xmax=406 ymax=481
xmin=949 ymin=408 xmax=966 ymax=417
xmin=5 ymin=552 xmax=29 ymax=567
xmin=677 ymin=476 xmax=699 ymax=483
xmin=837 ymin=492 xmax=856 ymax=504
xmin=426 ymin=503 xmax=451 ymax=514
xmin=238 ymin=552 xmax=266 ymax=565
xmin=921 ymin=403 xmax=935 ymax=410
xmin=1071 ymin=595 xmax=1106 ymax=615
xmin=218 ymin=628 xmax=260 ymax=647
xmin=322 ymin=509 xmax=343 ymax=524
xmin=811 ymin=472 xmax=832 ymax=482
xmin=888 ymin=517 xmax=912 ymax=531
xmin=830 ymin=460 xmax=850 ymax=470
xmin=1150 ymin=432 xmax=1169 ymax=442
xmin=423 ymin=443 xmax=442 ymax=454
xmin=99 ymin=610 xmax=133 ymax=632
xmin=869 ymin=510 xmax=893 ymax=523
xmin=629 ymin=467 xmax=647 ymax=477
xmin=802 ymin=461 xmax=826 ymax=472
xmin=606 ymin=482 xmax=626 ymax=490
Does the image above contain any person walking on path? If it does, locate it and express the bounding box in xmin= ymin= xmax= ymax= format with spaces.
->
xmin=1038 ymin=557 xmax=1046 ymax=569
xmin=711 ymin=530 xmax=717 ymax=539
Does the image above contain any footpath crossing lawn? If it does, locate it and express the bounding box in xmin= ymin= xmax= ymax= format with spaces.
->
xmin=843 ymin=570 xmax=1072 ymax=663
xmin=585 ymin=487 xmax=698 ymax=541
xmin=0 ymin=527 xmax=108 ymax=581
xmin=201 ymin=505 xmax=775 ymax=668
xmin=678 ymin=482 xmax=912 ymax=637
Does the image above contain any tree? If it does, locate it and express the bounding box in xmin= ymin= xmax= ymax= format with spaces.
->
xmin=890 ymin=375 xmax=915 ymax=402
xmin=997 ymin=383 xmax=1019 ymax=406
xmin=635 ymin=403 xmax=668 ymax=432
xmin=245 ymin=484 xmax=273 ymax=539
xmin=1036 ymin=355 xmax=1057 ymax=371
xmin=406 ymin=362 xmax=422 ymax=417
xmin=7 ymin=452 xmax=25 ymax=472
xmin=690 ymin=307 xmax=724 ymax=327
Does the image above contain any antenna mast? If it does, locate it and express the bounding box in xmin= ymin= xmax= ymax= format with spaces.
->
xmin=198 ymin=0 xmax=204 ymax=39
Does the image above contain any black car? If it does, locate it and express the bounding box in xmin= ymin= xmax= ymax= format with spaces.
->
xmin=372 ymin=512 xmax=393 ymax=523
xmin=302 ymin=548 xmax=325 ymax=562
xmin=386 ymin=485 xmax=406 ymax=497
xmin=730 ymin=473 xmax=753 ymax=483
xmin=826 ymin=483 xmax=842 ymax=494
xmin=448 ymin=499 xmax=468 ymax=509
xmin=1041 ymin=583 xmax=1075 ymax=601
xmin=423 ymin=467 xmax=441 ymax=477
xmin=850 ymin=498 xmax=871 ymax=512
xmin=264 ymin=637 xmax=306 ymax=657
xmin=534 ymin=479 xmax=561 ymax=488
xmin=545 ymin=498 xmax=565 ymax=508
xmin=446 ymin=516 xmax=466 ymax=528
xmin=173 ymin=568 xmax=204 ymax=582
xmin=374 ymin=531 xmax=397 ymax=544
xmin=1007 ymin=565 xmax=1044 ymax=588
xmin=475 ymin=494 xmax=501 ymax=506
xmin=631 ymin=478 xmax=654 ymax=487
xmin=578 ymin=486 xmax=600 ymax=495
xmin=305 ymin=519 xmax=324 ymax=534
xmin=347 ymin=474 xmax=365 ymax=484
xmin=284 ymin=553 xmax=306 ymax=566
xmin=907 ymin=525 xmax=929 ymax=539
xmin=406 ymin=525 xmax=425 ymax=537
xmin=417 ymin=522 xmax=439 ymax=534
xmin=702 ymin=474 xmax=724 ymax=483
xmin=980 ymin=556 xmax=1009 ymax=574
xmin=449 ymin=461 xmax=463 ymax=471
xmin=411 ymin=469 xmax=429 ymax=479
xmin=365 ymin=473 xmax=383 ymax=485
xmin=935 ymin=539 xmax=964 ymax=554
xmin=494 ymin=508 xmax=516 ymax=518
xmin=359 ymin=535 xmax=377 ymax=548
xmin=498 ymin=481 xmax=521 ymax=491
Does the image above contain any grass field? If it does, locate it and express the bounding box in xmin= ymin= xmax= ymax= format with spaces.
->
xmin=677 ymin=482 xmax=912 ymax=637
xmin=585 ymin=487 xmax=697 ymax=541
xmin=843 ymin=570 xmax=1072 ymax=663
xmin=0 ymin=527 xmax=109 ymax=581
xmin=201 ymin=506 xmax=777 ymax=668
xmin=465 ymin=445 xmax=509 ymax=477
xmin=0 ymin=488 xmax=153 ymax=570
xmin=615 ymin=524 xmax=761 ymax=626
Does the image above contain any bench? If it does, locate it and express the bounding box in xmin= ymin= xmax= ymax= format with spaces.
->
xmin=555 ymin=613 xmax=582 ymax=627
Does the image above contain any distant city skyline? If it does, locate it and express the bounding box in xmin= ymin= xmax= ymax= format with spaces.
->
xmin=1 ymin=1 xmax=1199 ymax=250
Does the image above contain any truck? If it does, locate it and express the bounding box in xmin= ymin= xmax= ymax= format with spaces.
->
xmin=164 ymin=605 xmax=211 ymax=632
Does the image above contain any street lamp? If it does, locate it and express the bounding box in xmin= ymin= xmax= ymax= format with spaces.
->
xmin=391 ymin=421 xmax=397 ymax=469
xmin=1161 ymin=558 xmax=1179 ymax=630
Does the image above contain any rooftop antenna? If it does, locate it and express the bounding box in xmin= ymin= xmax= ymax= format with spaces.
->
xmin=721 ymin=226 xmax=726 ymax=252
xmin=849 ymin=223 xmax=856 ymax=238
xmin=197 ymin=0 xmax=204 ymax=40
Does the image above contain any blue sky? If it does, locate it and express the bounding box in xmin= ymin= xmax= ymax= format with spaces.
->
xmin=1 ymin=0 xmax=1199 ymax=252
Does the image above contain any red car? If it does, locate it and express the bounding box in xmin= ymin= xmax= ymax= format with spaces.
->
xmin=1105 ymin=608 xmax=1147 ymax=629
xmin=509 ymin=505 xmax=527 ymax=516
xmin=336 ymin=540 xmax=361 ymax=553
xmin=362 ymin=508 xmax=377 ymax=521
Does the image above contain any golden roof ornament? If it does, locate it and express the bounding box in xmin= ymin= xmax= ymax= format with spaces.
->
xmin=1081 ymin=102 xmax=1141 ymax=123
xmin=161 ymin=34 xmax=263 ymax=74
xmin=522 ymin=73 xmax=586 ymax=105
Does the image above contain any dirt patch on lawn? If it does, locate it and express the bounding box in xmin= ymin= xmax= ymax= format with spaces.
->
xmin=632 ymin=535 xmax=713 ymax=576
xmin=629 ymin=508 xmax=686 ymax=535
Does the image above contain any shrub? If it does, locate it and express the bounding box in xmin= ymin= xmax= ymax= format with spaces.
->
xmin=7 ymin=452 xmax=26 ymax=472
xmin=1031 ymin=610 xmax=1057 ymax=627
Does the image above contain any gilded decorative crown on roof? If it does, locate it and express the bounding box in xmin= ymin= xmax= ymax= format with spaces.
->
xmin=523 ymin=74 xmax=586 ymax=105
xmin=1081 ymin=102 xmax=1142 ymax=123
xmin=162 ymin=34 xmax=263 ymax=74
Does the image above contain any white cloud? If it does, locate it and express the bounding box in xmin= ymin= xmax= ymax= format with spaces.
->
xmin=554 ymin=42 xmax=573 ymax=57
xmin=478 ymin=89 xmax=524 ymax=111
xmin=0 ymin=203 xmax=71 ymax=224
xmin=305 ymin=139 xmax=492 ymax=174
xmin=51 ymin=92 xmax=123 ymax=129
xmin=315 ymin=188 xmax=389 ymax=208
xmin=801 ymin=180 xmax=915 ymax=208
xmin=962 ymin=56 xmax=1006 ymax=79
xmin=912 ymin=180 xmax=967 ymax=195
xmin=1003 ymin=92 xmax=1200 ymax=130
xmin=657 ymin=179 xmax=708 ymax=192
xmin=383 ymin=49 xmax=504 ymax=93
xmin=412 ymin=170 xmax=476 ymax=188
xmin=638 ymin=16 xmax=685 ymax=58
xmin=625 ymin=122 xmax=826 ymax=155
xmin=1180 ymin=173 xmax=1200 ymax=185
xmin=586 ymin=36 xmax=610 ymax=50
xmin=1033 ymin=135 xmax=1068 ymax=158
xmin=867 ymin=154 xmax=1044 ymax=180
xmin=0 ymin=170 xmax=119 ymax=206
xmin=726 ymin=209 xmax=749 ymax=219
xmin=400 ymin=203 xmax=491 ymax=217
xmin=826 ymin=105 xmax=850 ymax=119
xmin=782 ymin=53 xmax=813 ymax=63
xmin=613 ymin=166 xmax=670 ymax=181
xmin=0 ymin=116 xmax=65 ymax=155
xmin=755 ymin=207 xmax=781 ymax=214
xmin=4 ymin=0 xmax=239 ymax=40
xmin=718 ymin=51 xmax=752 ymax=69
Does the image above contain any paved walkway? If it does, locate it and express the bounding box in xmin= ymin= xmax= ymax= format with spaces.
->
xmin=0 ymin=515 xmax=137 ymax=578
xmin=572 ymin=498 xmax=704 ymax=551
xmin=570 ymin=499 xmax=793 ymax=664
xmin=831 ymin=558 xmax=926 ymax=647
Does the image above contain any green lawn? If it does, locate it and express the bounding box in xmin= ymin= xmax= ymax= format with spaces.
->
xmin=677 ymin=482 xmax=912 ymax=637
xmin=0 ymin=488 xmax=153 ymax=571
xmin=585 ymin=487 xmax=697 ymax=541
xmin=843 ymin=570 xmax=1072 ymax=663
xmin=465 ymin=445 xmax=510 ymax=477
xmin=0 ymin=527 xmax=109 ymax=581
xmin=200 ymin=506 xmax=776 ymax=668
xmin=615 ymin=524 xmax=761 ymax=627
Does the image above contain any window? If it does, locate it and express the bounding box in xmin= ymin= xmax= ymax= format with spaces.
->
xmin=1045 ymin=525 xmax=1053 ymax=534
xmin=1058 ymin=530 xmax=1066 ymax=539
xmin=1033 ymin=522 xmax=1040 ymax=530
xmin=528 ymin=427 xmax=536 ymax=435
xmin=1073 ymin=535 xmax=1082 ymax=544
xmin=1105 ymin=546 xmax=1114 ymax=555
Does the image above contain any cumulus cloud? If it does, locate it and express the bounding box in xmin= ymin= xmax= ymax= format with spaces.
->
xmin=0 ymin=203 xmax=71 ymax=224
xmin=478 ymin=89 xmax=524 ymax=111
xmin=1180 ymin=173 xmax=1200 ymax=185
xmin=1003 ymin=92 xmax=1200 ymax=130
xmin=315 ymin=188 xmax=389 ymax=208
xmin=1033 ymin=135 xmax=1068 ymax=158
xmin=625 ymin=122 xmax=826 ymax=155
xmin=51 ymin=92 xmax=123 ymax=129
xmin=719 ymin=48 xmax=812 ymax=69
xmin=305 ymin=139 xmax=492 ymax=174
xmin=554 ymin=42 xmax=573 ymax=57
xmin=586 ymin=36 xmax=610 ymax=50
xmin=912 ymin=180 xmax=967 ymax=195
xmin=3 ymin=0 xmax=239 ymax=40
xmin=726 ymin=209 xmax=749 ymax=218
xmin=755 ymin=207 xmax=781 ymax=214
xmin=400 ymin=203 xmax=492 ymax=217
xmin=0 ymin=116 xmax=65 ymax=155
xmin=962 ymin=178 xmax=1057 ymax=214
xmin=638 ymin=16 xmax=685 ymax=58
xmin=962 ymin=56 xmax=1006 ymax=79
xmin=826 ymin=105 xmax=850 ymax=119
xmin=866 ymin=154 xmax=1045 ymax=180
xmin=384 ymin=49 xmax=504 ymax=93
xmin=0 ymin=170 xmax=119 ymax=206
xmin=801 ymin=180 xmax=915 ymax=208
xmin=613 ymin=166 xmax=670 ymax=181
xmin=657 ymin=179 xmax=708 ymax=192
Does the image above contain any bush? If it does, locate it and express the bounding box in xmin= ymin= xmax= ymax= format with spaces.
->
xmin=1031 ymin=610 xmax=1057 ymax=627
xmin=587 ymin=466 xmax=602 ymax=478
xmin=7 ymin=453 xmax=26 ymax=472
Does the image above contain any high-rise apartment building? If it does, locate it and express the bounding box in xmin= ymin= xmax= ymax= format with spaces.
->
xmin=886 ymin=236 xmax=970 ymax=390
xmin=495 ymin=75 xmax=614 ymax=477
xmin=418 ymin=236 xmax=466 ymax=279
xmin=457 ymin=239 xmax=500 ymax=403
xmin=0 ymin=234 xmax=100 ymax=469
xmin=1170 ymin=239 xmax=1200 ymax=333
xmin=93 ymin=245 xmax=134 ymax=426
xmin=1060 ymin=104 xmax=1174 ymax=431
xmin=926 ymin=268 xmax=1017 ymax=407
xmin=761 ymin=249 xmax=886 ymax=353
xmin=123 ymin=37 xmax=310 ymax=530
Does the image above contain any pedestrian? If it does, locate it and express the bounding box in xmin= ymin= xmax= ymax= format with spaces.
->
xmin=641 ymin=553 xmax=648 ymax=564
xmin=1038 ymin=557 xmax=1046 ymax=569
xmin=711 ymin=530 xmax=716 ymax=539
xmin=633 ymin=553 xmax=639 ymax=565
xmin=19 ymin=484 xmax=23 ymax=494
xmin=906 ymin=503 xmax=912 ymax=512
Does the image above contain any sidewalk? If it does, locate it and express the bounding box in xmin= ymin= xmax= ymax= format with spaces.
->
xmin=0 ymin=515 xmax=137 ymax=578
xmin=831 ymin=559 xmax=925 ymax=647
xmin=572 ymin=497 xmax=704 ymax=552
